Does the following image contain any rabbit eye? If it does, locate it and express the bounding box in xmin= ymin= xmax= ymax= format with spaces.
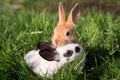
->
xmin=66 ymin=31 xmax=70 ymax=36
xmin=64 ymin=50 xmax=73 ymax=57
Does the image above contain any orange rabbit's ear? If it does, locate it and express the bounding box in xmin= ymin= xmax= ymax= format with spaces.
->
xmin=59 ymin=2 xmax=65 ymax=24
xmin=67 ymin=3 xmax=80 ymax=24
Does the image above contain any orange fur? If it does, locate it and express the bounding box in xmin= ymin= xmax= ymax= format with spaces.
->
xmin=52 ymin=2 xmax=80 ymax=47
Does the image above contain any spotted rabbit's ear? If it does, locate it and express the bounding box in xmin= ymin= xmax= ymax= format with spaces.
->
xmin=39 ymin=49 xmax=57 ymax=61
xmin=37 ymin=42 xmax=50 ymax=50
xmin=58 ymin=2 xmax=65 ymax=24
xmin=67 ymin=3 xmax=80 ymax=24
xmin=37 ymin=42 xmax=57 ymax=61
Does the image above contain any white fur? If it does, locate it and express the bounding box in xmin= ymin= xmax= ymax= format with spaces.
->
xmin=24 ymin=43 xmax=81 ymax=78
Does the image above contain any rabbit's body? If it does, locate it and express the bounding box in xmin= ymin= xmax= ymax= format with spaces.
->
xmin=24 ymin=43 xmax=82 ymax=78
xmin=24 ymin=50 xmax=61 ymax=77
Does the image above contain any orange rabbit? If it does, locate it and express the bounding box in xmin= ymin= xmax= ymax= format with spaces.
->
xmin=52 ymin=2 xmax=80 ymax=47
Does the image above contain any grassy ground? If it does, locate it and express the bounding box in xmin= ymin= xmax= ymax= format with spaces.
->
xmin=0 ymin=1 xmax=120 ymax=80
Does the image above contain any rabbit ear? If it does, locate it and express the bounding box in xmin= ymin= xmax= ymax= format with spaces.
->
xmin=39 ymin=49 xmax=57 ymax=61
xmin=58 ymin=2 xmax=65 ymax=24
xmin=37 ymin=42 xmax=57 ymax=61
xmin=67 ymin=3 xmax=80 ymax=24
xmin=37 ymin=42 xmax=50 ymax=50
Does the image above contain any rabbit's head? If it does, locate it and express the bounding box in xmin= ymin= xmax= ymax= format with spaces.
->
xmin=52 ymin=2 xmax=80 ymax=47
xmin=37 ymin=42 xmax=82 ymax=63
xmin=56 ymin=43 xmax=82 ymax=64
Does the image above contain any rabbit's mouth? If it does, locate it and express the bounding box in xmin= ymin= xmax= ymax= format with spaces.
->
xmin=52 ymin=38 xmax=77 ymax=47
xmin=67 ymin=40 xmax=77 ymax=44
xmin=56 ymin=39 xmax=78 ymax=47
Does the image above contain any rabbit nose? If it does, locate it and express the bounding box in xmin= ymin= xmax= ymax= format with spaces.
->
xmin=75 ymin=46 xmax=81 ymax=53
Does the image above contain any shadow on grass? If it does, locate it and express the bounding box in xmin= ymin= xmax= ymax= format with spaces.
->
xmin=82 ymin=48 xmax=117 ymax=80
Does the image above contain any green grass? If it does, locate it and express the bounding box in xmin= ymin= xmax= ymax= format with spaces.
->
xmin=0 ymin=8 xmax=120 ymax=80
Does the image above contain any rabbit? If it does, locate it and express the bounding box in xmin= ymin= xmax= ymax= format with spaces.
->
xmin=24 ymin=42 xmax=82 ymax=78
xmin=52 ymin=2 xmax=80 ymax=47
xmin=51 ymin=3 xmax=86 ymax=73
